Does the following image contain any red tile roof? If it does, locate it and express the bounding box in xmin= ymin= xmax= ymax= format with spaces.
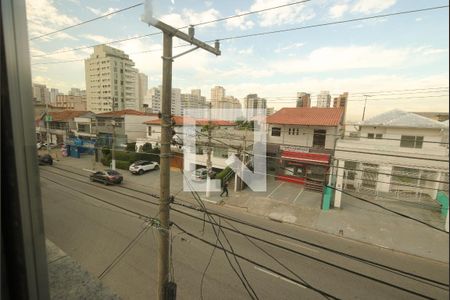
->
xmin=144 ymin=116 xmax=235 ymax=127
xmin=45 ymin=111 xmax=91 ymax=122
xmin=266 ymin=107 xmax=344 ymax=126
xmin=96 ymin=109 xmax=157 ymax=117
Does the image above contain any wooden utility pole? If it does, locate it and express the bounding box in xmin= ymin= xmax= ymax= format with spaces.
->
xmin=143 ymin=9 xmax=221 ymax=298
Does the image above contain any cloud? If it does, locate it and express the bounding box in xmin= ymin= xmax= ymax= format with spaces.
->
xmin=268 ymin=45 xmax=439 ymax=74
xmin=226 ymin=10 xmax=255 ymax=30
xmin=250 ymin=0 xmax=316 ymax=27
xmin=329 ymin=3 xmax=349 ymax=19
xmin=352 ymin=0 xmax=396 ymax=14
xmin=82 ymin=34 xmax=111 ymax=44
xmin=160 ymin=8 xmax=220 ymax=29
xmin=239 ymin=47 xmax=254 ymax=55
xmin=86 ymin=6 xmax=118 ymax=19
xmin=275 ymin=43 xmax=305 ymax=53
xmin=26 ymin=0 xmax=80 ymax=41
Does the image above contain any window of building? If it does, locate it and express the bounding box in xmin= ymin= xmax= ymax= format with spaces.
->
xmin=271 ymin=127 xmax=281 ymax=137
xmin=368 ymin=133 xmax=375 ymax=139
xmin=147 ymin=126 xmax=152 ymax=136
xmin=376 ymin=134 xmax=383 ymax=139
xmin=213 ymin=147 xmax=229 ymax=158
xmin=288 ymin=128 xmax=292 ymax=135
xmin=313 ymin=129 xmax=326 ymax=148
xmin=400 ymin=136 xmax=424 ymax=149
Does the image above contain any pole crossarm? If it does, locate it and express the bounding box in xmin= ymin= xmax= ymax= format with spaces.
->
xmin=146 ymin=18 xmax=221 ymax=56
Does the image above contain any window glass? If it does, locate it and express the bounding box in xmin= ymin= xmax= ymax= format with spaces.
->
xmin=271 ymin=127 xmax=281 ymax=137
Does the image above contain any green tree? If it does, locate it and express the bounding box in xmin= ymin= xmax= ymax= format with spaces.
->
xmin=142 ymin=143 xmax=153 ymax=153
xmin=126 ymin=142 xmax=136 ymax=152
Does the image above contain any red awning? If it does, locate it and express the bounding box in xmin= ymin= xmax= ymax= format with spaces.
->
xmin=281 ymin=151 xmax=330 ymax=165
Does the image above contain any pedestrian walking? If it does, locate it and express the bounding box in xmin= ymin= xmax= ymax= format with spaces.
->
xmin=220 ymin=181 xmax=229 ymax=197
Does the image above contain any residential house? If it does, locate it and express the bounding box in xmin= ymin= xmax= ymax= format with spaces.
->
xmin=266 ymin=107 xmax=345 ymax=191
xmin=36 ymin=111 xmax=95 ymax=144
xmin=138 ymin=116 xmax=241 ymax=169
xmin=333 ymin=110 xmax=449 ymax=207
xmin=95 ymin=109 xmax=158 ymax=149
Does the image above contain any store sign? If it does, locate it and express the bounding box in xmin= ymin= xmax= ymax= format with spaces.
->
xmin=280 ymin=145 xmax=309 ymax=153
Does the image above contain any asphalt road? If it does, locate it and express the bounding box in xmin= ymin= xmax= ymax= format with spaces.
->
xmin=39 ymin=165 xmax=449 ymax=300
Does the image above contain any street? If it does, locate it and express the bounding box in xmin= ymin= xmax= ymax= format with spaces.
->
xmin=39 ymin=165 xmax=449 ymax=299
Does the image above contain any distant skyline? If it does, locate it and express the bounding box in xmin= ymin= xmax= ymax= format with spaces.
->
xmin=28 ymin=0 xmax=449 ymax=121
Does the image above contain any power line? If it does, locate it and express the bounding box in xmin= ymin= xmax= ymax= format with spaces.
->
xmin=98 ymin=221 xmax=151 ymax=280
xmin=329 ymin=185 xmax=448 ymax=234
xmin=173 ymin=222 xmax=438 ymax=300
xmin=30 ymin=0 xmax=312 ymax=58
xmin=30 ymin=4 xmax=449 ymax=64
xmin=30 ymin=3 xmax=144 ymax=41
xmin=41 ymin=165 xmax=449 ymax=287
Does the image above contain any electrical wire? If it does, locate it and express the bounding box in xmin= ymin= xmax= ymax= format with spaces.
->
xmin=30 ymin=0 xmax=312 ymax=57
xmin=30 ymin=5 xmax=449 ymax=64
xmin=40 ymin=166 xmax=450 ymax=288
xmin=30 ymin=3 xmax=144 ymax=41
xmin=98 ymin=221 xmax=151 ymax=280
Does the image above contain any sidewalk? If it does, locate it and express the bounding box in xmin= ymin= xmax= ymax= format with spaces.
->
xmin=51 ymin=155 xmax=449 ymax=263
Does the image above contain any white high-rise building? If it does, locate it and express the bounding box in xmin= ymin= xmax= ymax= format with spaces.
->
xmin=135 ymin=73 xmax=148 ymax=111
xmin=211 ymin=86 xmax=226 ymax=108
xmin=85 ymin=45 xmax=138 ymax=113
xmin=148 ymin=87 xmax=208 ymax=115
xmin=32 ymin=83 xmax=50 ymax=104
xmin=181 ymin=90 xmax=207 ymax=114
xmin=49 ymin=88 xmax=60 ymax=104
xmin=317 ymin=91 xmax=331 ymax=108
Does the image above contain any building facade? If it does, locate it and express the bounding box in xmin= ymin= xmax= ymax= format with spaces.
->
xmin=55 ymin=95 xmax=87 ymax=111
xmin=32 ymin=83 xmax=50 ymax=104
xmin=296 ymin=92 xmax=311 ymax=108
xmin=211 ymin=86 xmax=226 ymax=108
xmin=333 ymin=110 xmax=449 ymax=207
xmin=317 ymin=91 xmax=331 ymax=108
xmin=267 ymin=107 xmax=345 ymax=191
xmin=85 ymin=45 xmax=138 ymax=113
xmin=135 ymin=73 xmax=148 ymax=111
xmin=333 ymin=92 xmax=348 ymax=109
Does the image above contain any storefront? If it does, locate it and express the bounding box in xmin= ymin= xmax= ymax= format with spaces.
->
xmin=276 ymin=150 xmax=331 ymax=191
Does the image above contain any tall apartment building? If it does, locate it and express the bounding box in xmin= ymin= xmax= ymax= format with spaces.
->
xmin=333 ymin=92 xmax=349 ymax=109
xmin=49 ymin=88 xmax=61 ymax=104
xmin=181 ymin=90 xmax=207 ymax=113
xmin=135 ymin=73 xmax=148 ymax=111
xmin=85 ymin=45 xmax=138 ymax=113
xmin=68 ymin=88 xmax=86 ymax=97
xmin=317 ymin=91 xmax=331 ymax=108
xmin=211 ymin=86 xmax=226 ymax=108
xmin=245 ymin=94 xmax=267 ymax=110
xmin=32 ymin=83 xmax=50 ymax=104
xmin=54 ymin=94 xmax=87 ymax=111
xmin=296 ymin=92 xmax=311 ymax=108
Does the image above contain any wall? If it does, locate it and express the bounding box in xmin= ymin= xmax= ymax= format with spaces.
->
xmin=125 ymin=115 xmax=158 ymax=143
xmin=268 ymin=124 xmax=339 ymax=150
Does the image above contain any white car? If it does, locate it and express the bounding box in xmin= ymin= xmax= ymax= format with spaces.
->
xmin=129 ymin=160 xmax=159 ymax=175
xmin=191 ymin=168 xmax=208 ymax=181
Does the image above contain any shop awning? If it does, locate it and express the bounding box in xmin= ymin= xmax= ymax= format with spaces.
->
xmin=281 ymin=151 xmax=330 ymax=165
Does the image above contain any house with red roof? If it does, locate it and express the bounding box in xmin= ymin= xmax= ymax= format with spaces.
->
xmin=266 ymin=107 xmax=345 ymax=190
xmin=95 ymin=109 xmax=158 ymax=149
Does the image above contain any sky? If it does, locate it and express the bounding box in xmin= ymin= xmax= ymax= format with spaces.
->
xmin=27 ymin=0 xmax=449 ymax=121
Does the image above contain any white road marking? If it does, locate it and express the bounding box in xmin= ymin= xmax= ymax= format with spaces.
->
xmin=276 ymin=239 xmax=319 ymax=254
xmin=82 ymin=168 xmax=96 ymax=173
xmin=267 ymin=182 xmax=285 ymax=199
xmin=292 ymin=189 xmax=304 ymax=204
xmin=254 ymin=266 xmax=306 ymax=289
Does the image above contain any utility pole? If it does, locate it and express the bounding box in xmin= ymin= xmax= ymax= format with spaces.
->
xmin=45 ymin=102 xmax=51 ymax=155
xmin=362 ymin=95 xmax=372 ymax=121
xmin=142 ymin=4 xmax=221 ymax=298
xmin=206 ymin=102 xmax=213 ymax=198
xmin=111 ymin=120 xmax=116 ymax=170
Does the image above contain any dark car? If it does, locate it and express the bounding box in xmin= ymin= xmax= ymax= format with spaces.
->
xmin=37 ymin=154 xmax=53 ymax=166
xmin=89 ymin=170 xmax=123 ymax=185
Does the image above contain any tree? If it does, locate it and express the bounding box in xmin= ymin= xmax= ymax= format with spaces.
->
xmin=101 ymin=146 xmax=110 ymax=156
xmin=142 ymin=143 xmax=153 ymax=153
xmin=126 ymin=142 xmax=136 ymax=152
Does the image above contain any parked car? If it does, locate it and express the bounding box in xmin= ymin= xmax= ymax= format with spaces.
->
xmin=89 ymin=170 xmax=123 ymax=185
xmin=129 ymin=160 xmax=159 ymax=175
xmin=37 ymin=154 xmax=53 ymax=166
xmin=192 ymin=168 xmax=208 ymax=181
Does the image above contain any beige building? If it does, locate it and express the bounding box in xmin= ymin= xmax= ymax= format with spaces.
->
xmin=54 ymin=95 xmax=87 ymax=111
xmin=296 ymin=92 xmax=311 ymax=108
xmin=317 ymin=91 xmax=331 ymax=108
xmin=211 ymin=86 xmax=226 ymax=108
xmin=135 ymin=73 xmax=148 ymax=111
xmin=85 ymin=45 xmax=138 ymax=113
xmin=32 ymin=83 xmax=50 ymax=104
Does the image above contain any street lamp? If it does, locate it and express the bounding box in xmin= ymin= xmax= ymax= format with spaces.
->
xmin=111 ymin=120 xmax=116 ymax=170
xmin=362 ymin=95 xmax=373 ymax=121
